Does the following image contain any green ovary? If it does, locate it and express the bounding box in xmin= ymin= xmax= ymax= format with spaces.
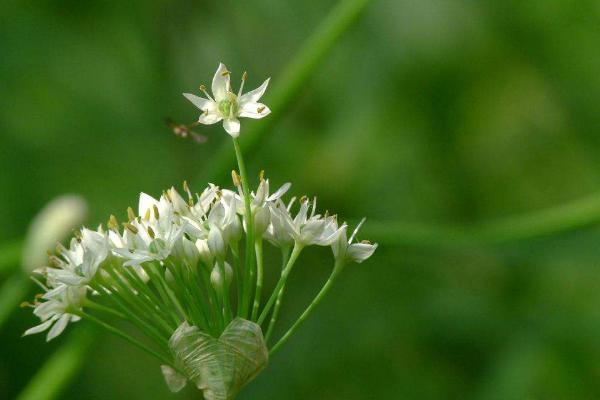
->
xmin=218 ymin=93 xmax=238 ymax=117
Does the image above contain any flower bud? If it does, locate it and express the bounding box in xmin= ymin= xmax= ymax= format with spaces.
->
xmin=195 ymin=239 xmax=213 ymax=266
xmin=207 ymin=227 xmax=225 ymax=259
xmin=172 ymin=237 xmax=200 ymax=266
xmin=210 ymin=264 xmax=224 ymax=295
xmin=253 ymin=206 xmax=271 ymax=236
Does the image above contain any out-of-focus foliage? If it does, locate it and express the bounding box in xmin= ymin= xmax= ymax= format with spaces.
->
xmin=2 ymin=0 xmax=600 ymax=398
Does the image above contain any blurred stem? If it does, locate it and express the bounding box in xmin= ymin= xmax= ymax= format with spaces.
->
xmin=270 ymin=260 xmax=345 ymax=355
xmin=233 ymin=137 xmax=256 ymax=319
xmin=199 ymin=0 xmax=373 ymax=184
xmin=0 ymin=239 xmax=22 ymax=275
xmin=17 ymin=327 xmax=96 ymax=400
xmin=0 ymin=273 xmax=30 ymax=330
xmin=364 ymin=190 xmax=600 ymax=247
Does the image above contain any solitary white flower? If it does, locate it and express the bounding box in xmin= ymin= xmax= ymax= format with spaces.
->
xmin=183 ymin=63 xmax=271 ymax=137
xmin=331 ymin=219 xmax=378 ymax=264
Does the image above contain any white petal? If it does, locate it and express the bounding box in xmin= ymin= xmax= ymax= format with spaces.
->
xmin=138 ymin=192 xmax=159 ymax=218
xmin=347 ymin=243 xmax=378 ymax=263
xmin=182 ymin=93 xmax=212 ymax=111
xmin=267 ymin=182 xmax=291 ymax=201
xmin=239 ymin=102 xmax=271 ymax=119
xmin=239 ymin=78 xmax=270 ymax=104
xmin=23 ymin=319 xmax=54 ymax=336
xmin=212 ymin=63 xmax=231 ymax=101
xmin=46 ymin=314 xmax=70 ymax=341
xmin=223 ymin=118 xmax=240 ymax=137
xmin=198 ymin=109 xmax=222 ymax=125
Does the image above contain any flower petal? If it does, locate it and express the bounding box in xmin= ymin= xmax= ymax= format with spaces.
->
xmin=23 ymin=319 xmax=54 ymax=336
xmin=182 ymin=93 xmax=212 ymax=111
xmin=46 ymin=314 xmax=70 ymax=341
xmin=223 ymin=118 xmax=241 ymax=137
xmin=212 ymin=63 xmax=231 ymax=102
xmin=239 ymin=102 xmax=271 ymax=119
xmin=347 ymin=243 xmax=378 ymax=263
xmin=198 ymin=108 xmax=222 ymax=125
xmin=239 ymin=78 xmax=270 ymax=104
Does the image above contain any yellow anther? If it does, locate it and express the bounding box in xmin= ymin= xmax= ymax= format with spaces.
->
xmin=147 ymin=226 xmax=155 ymax=239
xmin=144 ymin=208 xmax=151 ymax=221
xmin=153 ymin=205 xmax=160 ymax=219
xmin=257 ymin=106 xmax=265 ymax=114
xmin=127 ymin=207 xmax=136 ymax=222
xmin=124 ymin=223 xmax=138 ymax=234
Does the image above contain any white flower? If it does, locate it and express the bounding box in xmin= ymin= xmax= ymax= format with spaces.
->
xmin=331 ymin=219 xmax=378 ymax=264
xmin=111 ymin=192 xmax=185 ymax=266
xmin=183 ymin=63 xmax=271 ymax=137
xmin=46 ymin=228 xmax=109 ymax=287
xmin=271 ymin=198 xmax=343 ymax=247
xmin=23 ymin=284 xmax=86 ymax=341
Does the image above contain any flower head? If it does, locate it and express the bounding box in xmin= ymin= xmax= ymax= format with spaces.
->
xmin=183 ymin=63 xmax=271 ymax=137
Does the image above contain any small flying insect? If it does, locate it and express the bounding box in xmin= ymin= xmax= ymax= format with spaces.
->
xmin=165 ymin=118 xmax=208 ymax=144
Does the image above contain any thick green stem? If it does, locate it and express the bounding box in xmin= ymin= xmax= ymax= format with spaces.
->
xmin=257 ymin=244 xmax=303 ymax=325
xmin=233 ymin=137 xmax=256 ymax=319
xmin=270 ymin=260 xmax=345 ymax=355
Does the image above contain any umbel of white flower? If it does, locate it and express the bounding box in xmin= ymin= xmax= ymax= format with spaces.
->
xmin=23 ymin=64 xmax=377 ymax=400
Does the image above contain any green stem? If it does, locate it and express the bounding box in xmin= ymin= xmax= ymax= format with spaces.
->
xmin=265 ymin=247 xmax=291 ymax=343
xmin=270 ymin=260 xmax=345 ymax=355
xmin=257 ymin=244 xmax=303 ymax=325
xmin=233 ymin=137 xmax=256 ymax=319
xmin=74 ymin=310 xmax=172 ymax=367
xmin=251 ymin=238 xmax=264 ymax=321
xmin=231 ymin=242 xmax=243 ymax=316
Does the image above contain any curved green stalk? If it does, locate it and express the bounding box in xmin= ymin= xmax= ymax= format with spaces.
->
xmin=265 ymin=247 xmax=291 ymax=343
xmin=257 ymin=244 xmax=303 ymax=326
xmin=270 ymin=260 xmax=344 ymax=355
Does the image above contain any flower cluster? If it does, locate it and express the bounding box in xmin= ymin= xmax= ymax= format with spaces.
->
xmin=24 ymin=63 xmax=377 ymax=399
xmin=25 ymin=180 xmax=376 ymax=341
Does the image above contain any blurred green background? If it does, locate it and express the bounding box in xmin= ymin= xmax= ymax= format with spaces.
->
xmin=2 ymin=0 xmax=600 ymax=398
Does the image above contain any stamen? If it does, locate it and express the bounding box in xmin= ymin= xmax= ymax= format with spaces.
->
xmin=144 ymin=208 xmax=151 ymax=221
xmin=257 ymin=106 xmax=265 ymax=114
xmin=238 ymin=71 xmax=247 ymax=97
xmin=127 ymin=207 xmax=136 ymax=222
xmin=221 ymin=70 xmax=230 ymax=77
xmin=147 ymin=226 xmax=156 ymax=239
xmin=199 ymin=84 xmax=215 ymax=101
xmin=231 ymin=170 xmax=241 ymax=187
xmin=124 ymin=223 xmax=139 ymax=234
xmin=183 ymin=180 xmax=192 ymax=198
xmin=153 ymin=205 xmax=160 ymax=219
xmin=108 ymin=215 xmax=119 ymax=230
xmin=259 ymin=170 xmax=265 ymax=182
